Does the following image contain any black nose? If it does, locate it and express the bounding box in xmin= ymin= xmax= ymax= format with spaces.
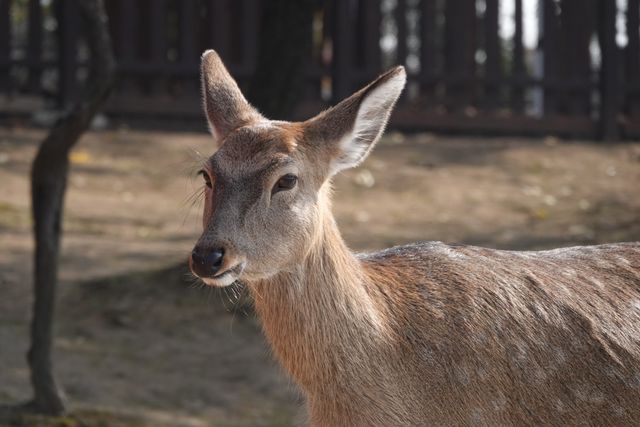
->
xmin=191 ymin=246 xmax=225 ymax=277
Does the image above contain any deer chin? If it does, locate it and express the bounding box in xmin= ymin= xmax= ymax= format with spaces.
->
xmin=200 ymin=263 xmax=245 ymax=287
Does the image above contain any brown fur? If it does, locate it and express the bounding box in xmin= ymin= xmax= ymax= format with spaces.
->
xmin=193 ymin=50 xmax=640 ymax=426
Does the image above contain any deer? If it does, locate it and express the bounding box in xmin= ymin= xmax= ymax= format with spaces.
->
xmin=189 ymin=50 xmax=640 ymax=426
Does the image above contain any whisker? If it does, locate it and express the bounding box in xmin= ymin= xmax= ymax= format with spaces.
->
xmin=176 ymin=147 xmax=209 ymax=227
xmin=238 ymin=284 xmax=251 ymax=317
xmin=250 ymin=282 xmax=264 ymax=304
xmin=180 ymin=186 xmax=206 ymax=226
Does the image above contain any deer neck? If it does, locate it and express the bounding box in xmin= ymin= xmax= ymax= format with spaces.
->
xmin=248 ymin=209 xmax=388 ymax=392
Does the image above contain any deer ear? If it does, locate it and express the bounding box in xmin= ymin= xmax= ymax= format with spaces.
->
xmin=305 ymin=66 xmax=406 ymax=175
xmin=201 ymin=50 xmax=262 ymax=145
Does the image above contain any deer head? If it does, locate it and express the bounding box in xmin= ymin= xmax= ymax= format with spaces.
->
xmin=190 ymin=50 xmax=406 ymax=286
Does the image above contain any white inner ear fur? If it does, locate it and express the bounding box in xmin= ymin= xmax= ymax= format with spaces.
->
xmin=206 ymin=116 xmax=222 ymax=143
xmin=331 ymin=70 xmax=406 ymax=175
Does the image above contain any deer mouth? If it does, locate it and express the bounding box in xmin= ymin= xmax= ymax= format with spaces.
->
xmin=201 ymin=262 xmax=245 ymax=287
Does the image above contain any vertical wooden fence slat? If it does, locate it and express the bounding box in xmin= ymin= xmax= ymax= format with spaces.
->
xmin=599 ymin=0 xmax=620 ymax=141
xmin=180 ymin=0 xmax=199 ymax=64
xmin=419 ymin=0 xmax=436 ymax=106
xmin=150 ymin=0 xmax=167 ymax=65
xmin=0 ymin=0 xmax=10 ymax=93
xmin=242 ymin=0 xmax=261 ymax=73
xmin=331 ymin=0 xmax=353 ymax=103
xmin=149 ymin=0 xmax=167 ymax=93
xmin=543 ymin=0 xmax=560 ymax=114
xmin=361 ymin=0 xmax=381 ymax=81
xmin=56 ymin=0 xmax=78 ymax=108
xmin=563 ymin=0 xmax=594 ymax=116
xmin=484 ymin=0 xmax=500 ymax=110
xmin=209 ymin=0 xmax=229 ymax=57
xmin=626 ymin=0 xmax=640 ymax=116
xmin=511 ymin=0 xmax=525 ymax=113
xmin=444 ymin=0 xmax=476 ymax=110
xmin=395 ymin=0 xmax=408 ymax=67
xmin=320 ymin=2 xmax=333 ymax=101
xmin=228 ymin=0 xmax=243 ymax=64
xmin=104 ymin=1 xmax=120 ymax=56
xmin=119 ymin=0 xmax=137 ymax=66
xmin=27 ymin=0 xmax=43 ymax=91
xmin=178 ymin=0 xmax=199 ymax=95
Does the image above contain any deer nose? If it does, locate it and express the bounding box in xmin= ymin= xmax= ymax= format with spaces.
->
xmin=191 ymin=246 xmax=225 ymax=277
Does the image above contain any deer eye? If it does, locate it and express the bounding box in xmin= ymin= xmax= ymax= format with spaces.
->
xmin=273 ymin=174 xmax=298 ymax=194
xmin=198 ymin=170 xmax=213 ymax=189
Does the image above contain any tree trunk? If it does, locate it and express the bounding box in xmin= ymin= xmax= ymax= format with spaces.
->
xmin=247 ymin=0 xmax=316 ymax=119
xmin=26 ymin=0 xmax=115 ymax=415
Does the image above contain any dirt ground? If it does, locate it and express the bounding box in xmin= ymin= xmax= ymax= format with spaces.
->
xmin=0 ymin=127 xmax=639 ymax=426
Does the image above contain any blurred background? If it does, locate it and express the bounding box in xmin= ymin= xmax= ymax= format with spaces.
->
xmin=1 ymin=1 xmax=639 ymax=426
xmin=1 ymin=0 xmax=640 ymax=138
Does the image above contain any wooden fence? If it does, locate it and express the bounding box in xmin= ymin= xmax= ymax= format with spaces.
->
xmin=1 ymin=0 xmax=639 ymax=140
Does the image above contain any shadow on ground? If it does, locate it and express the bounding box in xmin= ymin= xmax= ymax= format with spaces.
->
xmin=1 ymin=129 xmax=639 ymax=426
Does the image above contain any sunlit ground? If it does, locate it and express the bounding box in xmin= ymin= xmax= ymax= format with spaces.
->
xmin=1 ymin=127 xmax=639 ymax=426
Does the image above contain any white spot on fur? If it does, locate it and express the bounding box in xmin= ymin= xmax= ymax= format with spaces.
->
xmin=469 ymin=408 xmax=483 ymax=423
xmin=627 ymin=373 xmax=640 ymax=389
xmin=573 ymin=386 xmax=588 ymax=401
xmin=440 ymin=246 xmax=468 ymax=260
xmin=591 ymin=278 xmax=605 ymax=289
xmin=554 ymin=347 xmax=566 ymax=364
xmin=455 ymin=366 xmax=470 ymax=385
xmin=421 ymin=347 xmax=435 ymax=364
xmin=532 ymin=367 xmax=547 ymax=385
xmin=590 ymin=390 xmax=605 ymax=404
xmin=531 ymin=302 xmax=549 ymax=321
xmin=492 ymin=394 xmax=507 ymax=411
xmin=617 ymin=256 xmax=631 ymax=265
xmin=512 ymin=340 xmax=528 ymax=364
xmin=556 ymin=282 xmax=572 ymax=296
xmin=476 ymin=365 xmax=487 ymax=379
xmin=478 ymin=332 xmax=489 ymax=345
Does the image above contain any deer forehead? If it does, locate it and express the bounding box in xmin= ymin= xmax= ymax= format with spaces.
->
xmin=210 ymin=122 xmax=301 ymax=178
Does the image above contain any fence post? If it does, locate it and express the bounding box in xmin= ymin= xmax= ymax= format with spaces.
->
xmin=331 ymin=0 xmax=352 ymax=104
xmin=484 ymin=0 xmax=501 ymax=110
xmin=179 ymin=0 xmax=199 ymax=94
xmin=395 ymin=0 xmax=407 ymax=66
xmin=443 ymin=0 xmax=476 ymax=111
xmin=56 ymin=0 xmax=78 ymax=109
xmin=209 ymin=0 xmax=229 ymax=57
xmin=27 ymin=0 xmax=43 ymax=92
xmin=180 ymin=0 xmax=199 ymax=65
xmin=542 ymin=0 xmax=561 ymax=115
xmin=598 ymin=0 xmax=620 ymax=141
xmin=361 ymin=0 xmax=382 ymax=82
xmin=511 ymin=0 xmax=525 ymax=113
xmin=564 ymin=0 xmax=595 ymax=116
xmin=626 ymin=0 xmax=640 ymax=118
xmin=419 ymin=0 xmax=436 ymax=107
xmin=0 ymin=0 xmax=10 ymax=93
xmin=149 ymin=0 xmax=167 ymax=93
